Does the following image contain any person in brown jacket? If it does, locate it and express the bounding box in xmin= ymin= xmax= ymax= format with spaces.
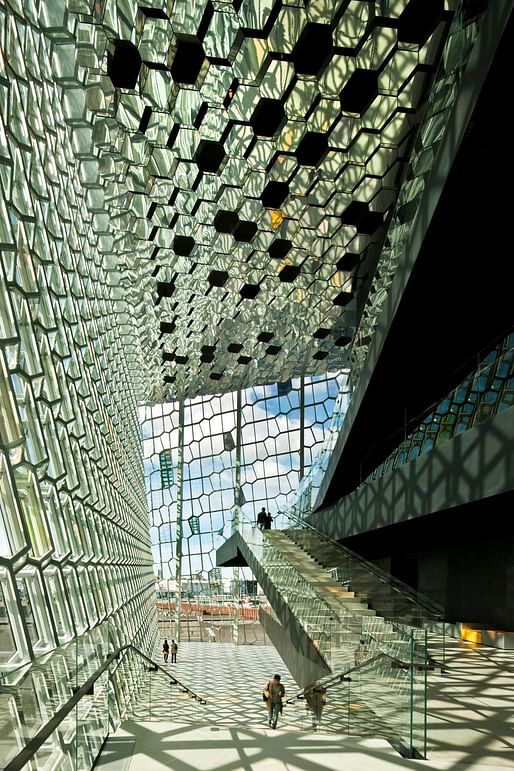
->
xmin=263 ymin=674 xmax=285 ymax=729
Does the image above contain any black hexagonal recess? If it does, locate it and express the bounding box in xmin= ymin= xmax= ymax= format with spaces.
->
xmin=238 ymin=355 xmax=251 ymax=365
xmin=313 ymin=328 xmax=330 ymax=339
xmin=214 ymin=210 xmax=238 ymax=233
xmin=268 ymin=239 xmax=292 ymax=260
xmin=336 ymin=252 xmax=360 ymax=271
xmin=208 ymin=270 xmax=228 ymax=287
xmin=258 ymin=331 xmax=274 ymax=342
xmin=156 ymin=282 xmax=175 ymax=298
xmin=173 ymin=235 xmax=195 ymax=256
xmin=335 ymin=334 xmax=352 ymax=347
xmin=107 ymin=40 xmax=142 ymax=89
xmin=201 ymin=345 xmax=216 ymax=362
xmin=233 ymin=221 xmax=257 ymax=242
xmin=261 ymin=181 xmax=289 ymax=208
xmin=292 ymin=23 xmax=333 ymax=76
xmin=266 ymin=345 xmax=281 ymax=355
xmin=340 ymin=70 xmax=378 ymax=115
xmin=160 ymin=321 xmax=176 ymax=334
xmin=171 ymin=35 xmax=205 ymax=84
xmin=194 ymin=139 xmax=226 ymax=173
xmin=296 ymin=132 xmax=329 ymax=167
xmin=228 ymin=343 xmax=243 ymax=353
xmin=398 ymin=0 xmax=444 ymax=44
xmin=250 ymin=98 xmax=286 ymax=137
xmin=341 ymin=202 xmax=383 ymax=234
xmin=240 ymin=283 xmax=260 ymax=300
xmin=313 ymin=350 xmax=328 ymax=360
xmin=278 ymin=265 xmax=301 ymax=283
xmin=333 ymin=291 xmax=353 ymax=307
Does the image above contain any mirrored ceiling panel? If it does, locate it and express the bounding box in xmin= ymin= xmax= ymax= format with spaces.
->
xmin=72 ymin=0 xmax=453 ymax=402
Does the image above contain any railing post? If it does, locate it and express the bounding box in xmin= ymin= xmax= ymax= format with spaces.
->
xmin=424 ymin=628 xmax=428 ymax=759
xmin=409 ymin=630 xmax=414 ymax=758
xmin=300 ymin=375 xmax=305 ymax=481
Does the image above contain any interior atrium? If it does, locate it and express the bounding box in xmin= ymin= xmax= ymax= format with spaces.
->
xmin=0 ymin=0 xmax=513 ymax=768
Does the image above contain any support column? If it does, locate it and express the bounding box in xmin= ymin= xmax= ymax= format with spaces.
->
xmin=232 ymin=389 xmax=242 ymax=645
xmin=175 ymin=400 xmax=185 ymax=642
xmin=299 ymin=376 xmax=305 ymax=481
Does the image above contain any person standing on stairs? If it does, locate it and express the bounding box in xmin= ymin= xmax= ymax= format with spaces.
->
xmin=257 ymin=507 xmax=267 ymax=530
xmin=162 ymin=638 xmax=170 ymax=663
xmin=170 ymin=639 xmax=178 ymax=663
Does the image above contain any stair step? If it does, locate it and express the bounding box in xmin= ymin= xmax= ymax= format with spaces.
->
xmin=263 ymin=528 xmax=430 ymax=678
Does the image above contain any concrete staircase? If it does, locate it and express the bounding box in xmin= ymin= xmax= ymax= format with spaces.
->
xmin=263 ymin=530 xmax=419 ymax=672
xmin=286 ymin=527 xmax=433 ymax=627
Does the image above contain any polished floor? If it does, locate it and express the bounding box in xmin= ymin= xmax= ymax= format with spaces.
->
xmin=97 ymin=635 xmax=514 ymax=770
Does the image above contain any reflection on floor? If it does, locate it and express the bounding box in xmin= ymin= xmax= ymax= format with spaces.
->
xmin=97 ymin=636 xmax=514 ymax=770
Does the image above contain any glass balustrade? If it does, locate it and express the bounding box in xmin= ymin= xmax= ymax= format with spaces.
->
xmin=1 ymin=620 xmax=206 ymax=770
xmin=122 ymin=650 xmax=207 ymax=724
xmin=278 ymin=518 xmax=445 ymax=664
xmin=237 ymin=523 xmax=437 ymax=678
xmin=236 ymin=519 xmax=434 ymax=757
xmin=289 ymin=635 xmax=428 ymax=759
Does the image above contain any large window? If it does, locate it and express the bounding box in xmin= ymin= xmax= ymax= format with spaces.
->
xmin=141 ymin=373 xmax=345 ymax=580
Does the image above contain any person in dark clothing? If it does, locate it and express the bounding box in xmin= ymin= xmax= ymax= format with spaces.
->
xmin=264 ymin=512 xmax=273 ymax=530
xmin=162 ymin=638 xmax=169 ymax=663
xmin=257 ymin=507 xmax=267 ymax=530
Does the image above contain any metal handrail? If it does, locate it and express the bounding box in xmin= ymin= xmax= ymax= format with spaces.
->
xmin=281 ymin=509 xmax=445 ymax=620
xmin=259 ymin=532 xmax=391 ymax=661
xmin=259 ymin=532 xmax=426 ymax=671
xmin=286 ymin=651 xmax=432 ymax=704
xmin=3 ymin=644 xmax=206 ymax=771
xmin=127 ymin=645 xmax=206 ymax=703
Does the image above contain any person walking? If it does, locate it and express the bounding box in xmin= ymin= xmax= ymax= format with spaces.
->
xmin=305 ymin=684 xmax=326 ymax=730
xmin=264 ymin=511 xmax=273 ymax=530
xmin=162 ymin=638 xmax=169 ymax=663
xmin=263 ymin=673 xmax=285 ymax=729
xmin=170 ymin=639 xmax=178 ymax=663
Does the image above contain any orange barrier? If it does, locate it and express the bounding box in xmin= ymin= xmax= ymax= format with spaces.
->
xmin=157 ymin=601 xmax=259 ymax=620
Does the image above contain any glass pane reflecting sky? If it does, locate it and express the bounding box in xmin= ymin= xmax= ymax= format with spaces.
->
xmin=141 ymin=372 xmax=345 ymax=579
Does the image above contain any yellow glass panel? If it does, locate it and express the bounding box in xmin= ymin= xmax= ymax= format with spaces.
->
xmin=270 ymin=210 xmax=285 ymax=230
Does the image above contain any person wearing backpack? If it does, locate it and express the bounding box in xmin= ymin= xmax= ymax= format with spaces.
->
xmin=262 ymin=674 xmax=285 ymax=729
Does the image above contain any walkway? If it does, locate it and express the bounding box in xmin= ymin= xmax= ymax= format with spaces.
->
xmin=97 ymin=636 xmax=514 ymax=770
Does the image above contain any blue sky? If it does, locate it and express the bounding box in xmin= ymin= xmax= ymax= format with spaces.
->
xmin=140 ymin=372 xmax=347 ymax=578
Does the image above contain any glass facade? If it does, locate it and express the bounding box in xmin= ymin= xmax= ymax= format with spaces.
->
xmin=0 ymin=0 xmax=502 ymax=766
xmin=140 ymin=372 xmax=345 ymax=582
xmin=367 ymin=331 xmax=514 ymax=482
xmin=0 ymin=0 xmax=157 ymax=758
xmin=349 ymin=5 xmax=486 ymax=385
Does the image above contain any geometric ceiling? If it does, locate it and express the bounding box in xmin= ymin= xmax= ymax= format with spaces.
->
xmin=78 ymin=0 xmax=452 ymax=402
